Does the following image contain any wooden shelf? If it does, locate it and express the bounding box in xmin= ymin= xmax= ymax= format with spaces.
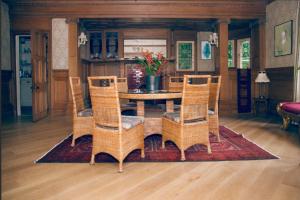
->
xmin=81 ymin=57 xmax=176 ymax=64
xmin=81 ymin=58 xmax=138 ymax=64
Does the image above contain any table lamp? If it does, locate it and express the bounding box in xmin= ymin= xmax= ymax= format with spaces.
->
xmin=255 ymin=71 xmax=270 ymax=99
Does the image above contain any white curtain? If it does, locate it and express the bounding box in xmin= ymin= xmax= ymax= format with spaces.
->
xmin=295 ymin=1 xmax=300 ymax=101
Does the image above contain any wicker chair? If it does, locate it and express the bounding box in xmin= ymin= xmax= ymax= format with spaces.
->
xmin=69 ymin=77 xmax=93 ymax=147
xmin=208 ymin=76 xmax=222 ymax=142
xmin=162 ymin=75 xmax=212 ymax=160
xmin=117 ymin=77 xmax=137 ymax=111
xmin=157 ymin=76 xmax=184 ymax=111
xmin=88 ymin=76 xmax=145 ymax=172
xmin=168 ymin=76 xmax=184 ymax=92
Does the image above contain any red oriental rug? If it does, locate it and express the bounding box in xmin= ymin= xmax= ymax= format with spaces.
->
xmin=35 ymin=126 xmax=278 ymax=163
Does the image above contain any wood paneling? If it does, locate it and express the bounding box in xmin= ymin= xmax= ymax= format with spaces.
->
xmin=1 ymin=70 xmax=15 ymax=117
xmin=123 ymin=28 xmax=169 ymax=39
xmin=7 ymin=0 xmax=266 ymax=19
xmin=11 ymin=16 xmax=51 ymax=31
xmin=266 ymin=67 xmax=294 ymax=114
xmin=51 ymin=69 xmax=70 ymax=115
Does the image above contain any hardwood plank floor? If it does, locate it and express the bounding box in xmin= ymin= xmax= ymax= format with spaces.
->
xmin=1 ymin=114 xmax=300 ymax=200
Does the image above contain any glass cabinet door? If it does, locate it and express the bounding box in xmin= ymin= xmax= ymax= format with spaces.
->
xmin=106 ymin=32 xmax=118 ymax=59
xmin=89 ymin=32 xmax=102 ymax=59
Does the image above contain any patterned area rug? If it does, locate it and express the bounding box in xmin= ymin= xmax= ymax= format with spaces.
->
xmin=35 ymin=126 xmax=278 ymax=163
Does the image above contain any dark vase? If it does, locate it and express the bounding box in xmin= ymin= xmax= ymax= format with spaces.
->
xmin=146 ymin=75 xmax=160 ymax=91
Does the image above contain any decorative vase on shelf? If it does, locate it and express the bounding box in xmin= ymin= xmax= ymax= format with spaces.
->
xmin=137 ymin=51 xmax=167 ymax=91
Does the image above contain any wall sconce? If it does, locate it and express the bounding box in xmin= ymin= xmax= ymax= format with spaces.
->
xmin=209 ymin=32 xmax=218 ymax=48
xmin=78 ymin=31 xmax=88 ymax=47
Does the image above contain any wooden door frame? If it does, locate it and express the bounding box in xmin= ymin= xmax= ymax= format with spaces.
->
xmin=11 ymin=30 xmax=51 ymax=120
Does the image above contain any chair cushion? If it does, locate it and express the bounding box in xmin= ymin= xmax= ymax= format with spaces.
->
xmin=163 ymin=112 xmax=180 ymax=123
xmin=121 ymin=115 xmax=144 ymax=130
xmin=164 ymin=112 xmax=206 ymax=123
xmin=208 ymin=109 xmax=215 ymax=115
xmin=121 ymin=102 xmax=137 ymax=108
xmin=95 ymin=115 xmax=144 ymax=130
xmin=77 ymin=108 xmax=93 ymax=117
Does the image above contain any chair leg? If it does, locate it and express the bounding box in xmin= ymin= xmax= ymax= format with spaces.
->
xmin=180 ymin=149 xmax=185 ymax=161
xmin=90 ymin=154 xmax=95 ymax=165
xmin=118 ymin=161 xmax=123 ymax=173
xmin=207 ymin=143 xmax=212 ymax=154
xmin=71 ymin=138 xmax=75 ymax=147
xmin=282 ymin=117 xmax=290 ymax=130
xmin=141 ymin=148 xmax=145 ymax=158
xmin=216 ymin=133 xmax=221 ymax=143
xmin=162 ymin=137 xmax=165 ymax=149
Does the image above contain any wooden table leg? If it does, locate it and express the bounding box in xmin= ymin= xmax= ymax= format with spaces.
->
xmin=166 ymin=100 xmax=174 ymax=113
xmin=137 ymin=101 xmax=145 ymax=116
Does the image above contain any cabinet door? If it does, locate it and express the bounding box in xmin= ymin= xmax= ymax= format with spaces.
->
xmin=105 ymin=32 xmax=119 ymax=59
xmin=237 ymin=69 xmax=251 ymax=113
xmin=89 ymin=32 xmax=102 ymax=59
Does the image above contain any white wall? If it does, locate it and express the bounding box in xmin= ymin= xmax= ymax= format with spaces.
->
xmin=52 ymin=18 xmax=69 ymax=70
xmin=1 ymin=2 xmax=11 ymax=70
xmin=197 ymin=32 xmax=215 ymax=72
xmin=266 ymin=0 xmax=298 ymax=68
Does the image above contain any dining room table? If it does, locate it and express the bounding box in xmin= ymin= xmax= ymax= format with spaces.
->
xmin=119 ymin=89 xmax=182 ymax=137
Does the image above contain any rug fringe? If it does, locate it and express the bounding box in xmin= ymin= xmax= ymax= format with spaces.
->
xmin=34 ymin=133 xmax=72 ymax=163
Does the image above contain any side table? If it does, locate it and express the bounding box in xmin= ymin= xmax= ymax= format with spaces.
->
xmin=253 ymin=97 xmax=270 ymax=115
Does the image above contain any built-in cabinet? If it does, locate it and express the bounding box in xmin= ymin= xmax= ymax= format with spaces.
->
xmin=87 ymin=31 xmax=121 ymax=60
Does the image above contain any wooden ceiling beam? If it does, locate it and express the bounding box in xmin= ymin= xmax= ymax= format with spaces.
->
xmin=7 ymin=0 xmax=266 ymax=19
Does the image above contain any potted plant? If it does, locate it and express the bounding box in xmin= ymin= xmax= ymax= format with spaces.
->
xmin=137 ymin=51 xmax=167 ymax=91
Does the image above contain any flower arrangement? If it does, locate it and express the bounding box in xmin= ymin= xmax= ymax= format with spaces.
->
xmin=137 ymin=51 xmax=168 ymax=76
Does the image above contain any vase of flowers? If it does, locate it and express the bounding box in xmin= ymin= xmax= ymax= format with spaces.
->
xmin=137 ymin=51 xmax=167 ymax=91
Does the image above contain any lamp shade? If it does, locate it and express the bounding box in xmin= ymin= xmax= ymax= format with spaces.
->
xmin=255 ymin=71 xmax=270 ymax=83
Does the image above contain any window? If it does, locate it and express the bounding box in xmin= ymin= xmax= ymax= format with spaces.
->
xmin=124 ymin=39 xmax=167 ymax=58
xmin=228 ymin=40 xmax=235 ymax=68
xmin=238 ymin=39 xmax=250 ymax=69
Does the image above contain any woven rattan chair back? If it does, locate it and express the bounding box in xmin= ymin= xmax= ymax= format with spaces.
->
xmin=181 ymin=75 xmax=211 ymax=123
xmin=69 ymin=77 xmax=85 ymax=113
xmin=209 ymin=76 xmax=221 ymax=113
xmin=88 ymin=76 xmax=121 ymax=129
xmin=168 ymin=76 xmax=184 ymax=92
xmin=117 ymin=78 xmax=128 ymax=93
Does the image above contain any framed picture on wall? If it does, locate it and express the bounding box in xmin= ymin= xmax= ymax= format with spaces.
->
xmin=201 ymin=41 xmax=212 ymax=60
xmin=274 ymin=20 xmax=293 ymax=57
xmin=176 ymin=41 xmax=194 ymax=71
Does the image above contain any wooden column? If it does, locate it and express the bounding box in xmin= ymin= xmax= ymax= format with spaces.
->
xmin=66 ymin=18 xmax=79 ymax=113
xmin=67 ymin=18 xmax=80 ymax=77
xmin=217 ymin=19 xmax=230 ymax=114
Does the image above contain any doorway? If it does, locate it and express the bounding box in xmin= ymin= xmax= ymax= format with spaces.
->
xmin=16 ymin=35 xmax=32 ymax=117
xmin=15 ymin=32 xmax=50 ymax=121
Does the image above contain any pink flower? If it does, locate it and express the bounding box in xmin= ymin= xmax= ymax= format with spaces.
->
xmin=157 ymin=52 xmax=163 ymax=61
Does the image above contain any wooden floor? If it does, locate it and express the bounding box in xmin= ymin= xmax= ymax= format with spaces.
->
xmin=1 ymin=114 xmax=300 ymax=200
